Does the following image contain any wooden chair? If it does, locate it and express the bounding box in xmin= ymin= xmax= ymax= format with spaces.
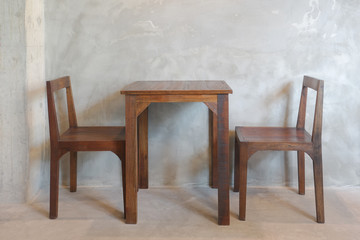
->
xmin=47 ymin=76 xmax=126 ymax=219
xmin=234 ymin=76 xmax=324 ymax=223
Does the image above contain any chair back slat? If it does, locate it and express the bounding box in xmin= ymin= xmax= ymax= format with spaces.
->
xmin=296 ymin=76 xmax=324 ymax=147
xmin=46 ymin=76 xmax=78 ymax=144
xmin=312 ymin=78 xmax=324 ymax=147
xmin=48 ymin=76 xmax=71 ymax=92
xmin=303 ymin=76 xmax=320 ymax=91
xmin=65 ymin=84 xmax=78 ymax=128
xmin=296 ymin=86 xmax=307 ymax=129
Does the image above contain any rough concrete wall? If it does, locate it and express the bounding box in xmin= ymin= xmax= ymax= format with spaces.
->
xmin=25 ymin=0 xmax=46 ymax=202
xmin=0 ymin=0 xmax=28 ymax=202
xmin=40 ymin=0 xmax=359 ymax=190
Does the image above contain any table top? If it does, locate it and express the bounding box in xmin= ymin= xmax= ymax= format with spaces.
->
xmin=121 ymin=80 xmax=232 ymax=95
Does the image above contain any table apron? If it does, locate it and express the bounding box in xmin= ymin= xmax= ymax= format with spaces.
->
xmin=135 ymin=94 xmax=217 ymax=103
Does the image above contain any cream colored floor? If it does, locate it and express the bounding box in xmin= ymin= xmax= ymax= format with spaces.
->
xmin=1 ymin=186 xmax=359 ymax=240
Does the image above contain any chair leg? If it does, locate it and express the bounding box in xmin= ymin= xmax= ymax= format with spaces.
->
xmin=239 ymin=144 xmax=248 ymax=221
xmin=119 ymin=147 xmax=126 ymax=219
xmin=297 ymin=151 xmax=305 ymax=195
xmin=70 ymin=152 xmax=77 ymax=192
xmin=312 ymin=152 xmax=325 ymax=223
xmin=121 ymin=159 xmax=127 ymax=219
xmin=112 ymin=148 xmax=126 ymax=219
xmin=49 ymin=151 xmax=60 ymax=219
xmin=233 ymin=136 xmax=239 ymax=192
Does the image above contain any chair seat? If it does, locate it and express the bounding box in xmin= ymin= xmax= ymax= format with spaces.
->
xmin=235 ymin=126 xmax=312 ymax=147
xmin=60 ymin=126 xmax=125 ymax=142
xmin=59 ymin=126 xmax=125 ymax=151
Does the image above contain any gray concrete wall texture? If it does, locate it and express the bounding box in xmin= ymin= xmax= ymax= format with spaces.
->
xmin=1 ymin=0 xmax=359 ymax=203
xmin=0 ymin=0 xmax=28 ymax=203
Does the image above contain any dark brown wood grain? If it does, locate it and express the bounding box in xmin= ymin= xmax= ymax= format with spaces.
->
xmin=135 ymin=94 xmax=217 ymax=103
xmin=297 ymin=151 xmax=305 ymax=195
xmin=138 ymin=108 xmax=148 ymax=189
xmin=234 ymin=76 xmax=325 ymax=223
xmin=217 ymin=94 xmax=230 ymax=225
xmin=121 ymin=81 xmax=232 ymax=95
xmin=121 ymin=80 xmax=232 ymax=225
xmin=46 ymin=76 xmax=126 ymax=220
xmin=69 ymin=152 xmax=77 ymax=192
xmin=209 ymin=110 xmax=218 ymax=188
xmin=125 ymin=95 xmax=138 ymax=224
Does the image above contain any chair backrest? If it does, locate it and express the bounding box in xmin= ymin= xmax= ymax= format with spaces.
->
xmin=46 ymin=76 xmax=78 ymax=145
xmin=296 ymin=76 xmax=324 ymax=147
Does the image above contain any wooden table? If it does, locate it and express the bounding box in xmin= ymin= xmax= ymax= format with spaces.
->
xmin=121 ymin=81 xmax=232 ymax=225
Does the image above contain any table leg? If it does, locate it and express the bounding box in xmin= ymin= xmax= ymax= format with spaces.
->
xmin=125 ymin=95 xmax=138 ymax=224
xmin=217 ymin=94 xmax=230 ymax=225
xmin=209 ymin=109 xmax=218 ymax=188
xmin=138 ymin=108 xmax=148 ymax=189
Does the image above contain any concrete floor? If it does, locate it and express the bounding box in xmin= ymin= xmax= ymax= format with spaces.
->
xmin=1 ymin=186 xmax=359 ymax=240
